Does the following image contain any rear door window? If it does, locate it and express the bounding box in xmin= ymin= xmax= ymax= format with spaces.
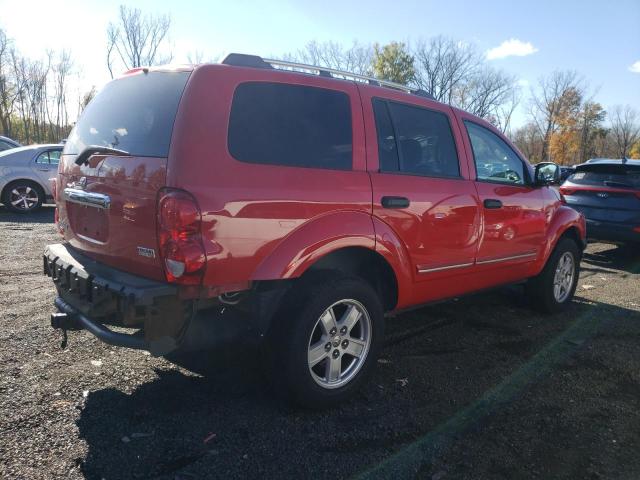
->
xmin=35 ymin=150 xmax=61 ymax=165
xmin=372 ymin=98 xmax=460 ymax=177
xmin=65 ymin=71 xmax=190 ymax=158
xmin=228 ymin=82 xmax=352 ymax=170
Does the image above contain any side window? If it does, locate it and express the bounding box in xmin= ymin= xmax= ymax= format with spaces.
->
xmin=465 ymin=121 xmax=525 ymax=185
xmin=228 ymin=82 xmax=352 ymax=170
xmin=375 ymin=100 xmax=460 ymax=177
xmin=0 ymin=141 xmax=13 ymax=151
xmin=48 ymin=150 xmax=61 ymax=165
xmin=35 ymin=151 xmax=51 ymax=164
xmin=372 ymin=99 xmax=399 ymax=172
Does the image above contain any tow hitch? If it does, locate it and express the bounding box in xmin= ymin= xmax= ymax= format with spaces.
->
xmin=50 ymin=312 xmax=82 ymax=349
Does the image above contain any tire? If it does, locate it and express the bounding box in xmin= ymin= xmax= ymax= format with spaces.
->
xmin=269 ymin=274 xmax=384 ymax=409
xmin=526 ymin=237 xmax=581 ymax=313
xmin=2 ymin=181 xmax=44 ymax=213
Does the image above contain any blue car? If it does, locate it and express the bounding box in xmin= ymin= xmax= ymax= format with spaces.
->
xmin=560 ymin=159 xmax=640 ymax=245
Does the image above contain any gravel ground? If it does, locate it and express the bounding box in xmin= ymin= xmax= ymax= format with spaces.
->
xmin=1 ymin=205 xmax=639 ymax=480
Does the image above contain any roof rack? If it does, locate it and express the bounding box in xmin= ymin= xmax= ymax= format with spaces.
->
xmin=221 ymin=53 xmax=434 ymax=100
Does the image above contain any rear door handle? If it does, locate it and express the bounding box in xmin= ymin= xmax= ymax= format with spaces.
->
xmin=381 ymin=196 xmax=410 ymax=209
xmin=483 ymin=199 xmax=503 ymax=209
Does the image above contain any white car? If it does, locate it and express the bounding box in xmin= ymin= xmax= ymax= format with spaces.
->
xmin=0 ymin=144 xmax=62 ymax=213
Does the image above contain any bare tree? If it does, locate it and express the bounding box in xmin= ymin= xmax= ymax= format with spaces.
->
xmin=106 ymin=5 xmax=172 ymax=78
xmin=413 ymin=36 xmax=480 ymax=103
xmin=455 ymin=67 xmax=516 ymax=119
xmin=530 ymin=70 xmax=583 ymax=162
xmin=609 ymin=105 xmax=640 ymax=158
xmin=285 ymin=40 xmax=374 ymax=75
xmin=51 ymin=50 xmax=73 ymax=140
xmin=0 ymin=29 xmax=18 ymax=136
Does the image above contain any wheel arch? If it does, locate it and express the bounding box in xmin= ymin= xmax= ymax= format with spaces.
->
xmin=301 ymin=246 xmax=399 ymax=312
xmin=1 ymin=178 xmax=47 ymax=203
xmin=532 ymin=205 xmax=587 ymax=276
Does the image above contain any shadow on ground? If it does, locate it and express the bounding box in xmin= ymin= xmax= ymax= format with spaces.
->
xmin=582 ymin=242 xmax=640 ymax=274
xmin=75 ymin=269 xmax=640 ymax=480
xmin=0 ymin=204 xmax=55 ymax=224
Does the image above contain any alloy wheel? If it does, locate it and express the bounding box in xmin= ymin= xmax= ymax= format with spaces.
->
xmin=9 ymin=186 xmax=39 ymax=211
xmin=553 ymin=251 xmax=575 ymax=303
xmin=307 ymin=299 xmax=372 ymax=389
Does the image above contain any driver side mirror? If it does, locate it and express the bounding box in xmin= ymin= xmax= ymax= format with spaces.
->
xmin=534 ymin=162 xmax=561 ymax=186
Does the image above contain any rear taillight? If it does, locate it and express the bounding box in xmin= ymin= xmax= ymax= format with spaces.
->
xmin=558 ymin=186 xmax=575 ymax=204
xmin=157 ymin=188 xmax=206 ymax=285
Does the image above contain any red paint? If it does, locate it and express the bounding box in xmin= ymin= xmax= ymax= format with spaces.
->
xmin=55 ymin=63 xmax=586 ymax=310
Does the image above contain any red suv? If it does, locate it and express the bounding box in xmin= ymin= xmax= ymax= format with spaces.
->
xmin=44 ymin=54 xmax=586 ymax=408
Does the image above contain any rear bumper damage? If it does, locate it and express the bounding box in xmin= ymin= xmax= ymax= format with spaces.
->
xmin=44 ymin=243 xmax=188 ymax=355
xmin=43 ymin=243 xmax=290 ymax=355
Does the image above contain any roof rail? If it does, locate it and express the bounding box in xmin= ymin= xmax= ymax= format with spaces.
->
xmin=221 ymin=53 xmax=434 ymax=100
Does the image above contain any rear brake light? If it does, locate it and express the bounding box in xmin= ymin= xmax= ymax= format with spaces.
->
xmin=633 ymin=226 xmax=640 ymax=233
xmin=157 ymin=189 xmax=206 ymax=285
xmin=559 ymin=186 xmax=575 ymax=196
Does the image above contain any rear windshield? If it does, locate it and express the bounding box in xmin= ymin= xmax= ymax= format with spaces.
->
xmin=64 ymin=71 xmax=190 ymax=157
xmin=569 ymin=167 xmax=640 ymax=190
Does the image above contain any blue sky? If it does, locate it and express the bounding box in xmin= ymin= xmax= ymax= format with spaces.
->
xmin=1 ymin=0 xmax=638 ymax=127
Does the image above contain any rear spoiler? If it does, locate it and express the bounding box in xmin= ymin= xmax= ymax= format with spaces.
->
xmin=574 ymin=162 xmax=640 ymax=173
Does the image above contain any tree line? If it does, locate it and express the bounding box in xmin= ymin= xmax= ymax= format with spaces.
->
xmin=1 ymin=5 xmax=639 ymax=162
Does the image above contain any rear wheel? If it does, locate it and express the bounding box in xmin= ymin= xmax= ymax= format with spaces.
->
xmin=270 ymin=275 xmax=384 ymax=409
xmin=526 ymin=237 xmax=580 ymax=313
xmin=2 ymin=181 xmax=44 ymax=213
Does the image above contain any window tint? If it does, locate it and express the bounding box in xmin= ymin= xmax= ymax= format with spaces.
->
xmin=0 ymin=141 xmax=13 ymax=151
xmin=228 ymin=82 xmax=352 ymax=170
xmin=465 ymin=121 xmax=525 ymax=185
xmin=65 ymin=71 xmax=190 ymax=157
xmin=35 ymin=150 xmax=61 ymax=165
xmin=379 ymin=100 xmax=459 ymax=177
xmin=569 ymin=168 xmax=640 ymax=190
xmin=372 ymin=99 xmax=399 ymax=171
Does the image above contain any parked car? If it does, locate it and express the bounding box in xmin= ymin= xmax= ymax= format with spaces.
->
xmin=560 ymin=165 xmax=576 ymax=182
xmin=560 ymin=159 xmax=640 ymax=244
xmin=0 ymin=135 xmax=21 ymax=152
xmin=0 ymin=144 xmax=62 ymax=213
xmin=44 ymin=54 xmax=586 ymax=408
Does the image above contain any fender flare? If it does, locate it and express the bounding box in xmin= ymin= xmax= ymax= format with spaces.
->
xmin=532 ymin=205 xmax=586 ymax=275
xmin=251 ymin=210 xmax=377 ymax=280
xmin=370 ymin=217 xmax=414 ymax=309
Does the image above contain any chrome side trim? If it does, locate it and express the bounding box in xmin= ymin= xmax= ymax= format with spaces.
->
xmin=63 ymin=188 xmax=111 ymax=210
xmin=417 ymin=262 xmax=474 ymax=274
xmin=476 ymin=251 xmax=537 ymax=265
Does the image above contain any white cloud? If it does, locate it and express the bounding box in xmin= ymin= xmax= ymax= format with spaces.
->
xmin=486 ymin=39 xmax=539 ymax=60
xmin=629 ymin=61 xmax=640 ymax=73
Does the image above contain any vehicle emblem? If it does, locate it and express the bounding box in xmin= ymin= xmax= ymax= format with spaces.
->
xmin=596 ymin=192 xmax=609 ymax=199
xmin=137 ymin=246 xmax=156 ymax=258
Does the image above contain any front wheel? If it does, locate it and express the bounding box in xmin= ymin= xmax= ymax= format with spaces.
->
xmin=526 ymin=238 xmax=581 ymax=313
xmin=270 ymin=275 xmax=384 ymax=409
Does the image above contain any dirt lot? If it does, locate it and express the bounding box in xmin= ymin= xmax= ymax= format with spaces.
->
xmin=1 ymin=205 xmax=639 ymax=480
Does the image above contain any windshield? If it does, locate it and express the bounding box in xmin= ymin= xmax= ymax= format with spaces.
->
xmin=569 ymin=167 xmax=640 ymax=190
xmin=64 ymin=71 xmax=190 ymax=157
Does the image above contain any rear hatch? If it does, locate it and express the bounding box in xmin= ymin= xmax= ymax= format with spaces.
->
xmin=57 ymin=69 xmax=191 ymax=281
xmin=560 ymin=163 xmax=640 ymax=223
